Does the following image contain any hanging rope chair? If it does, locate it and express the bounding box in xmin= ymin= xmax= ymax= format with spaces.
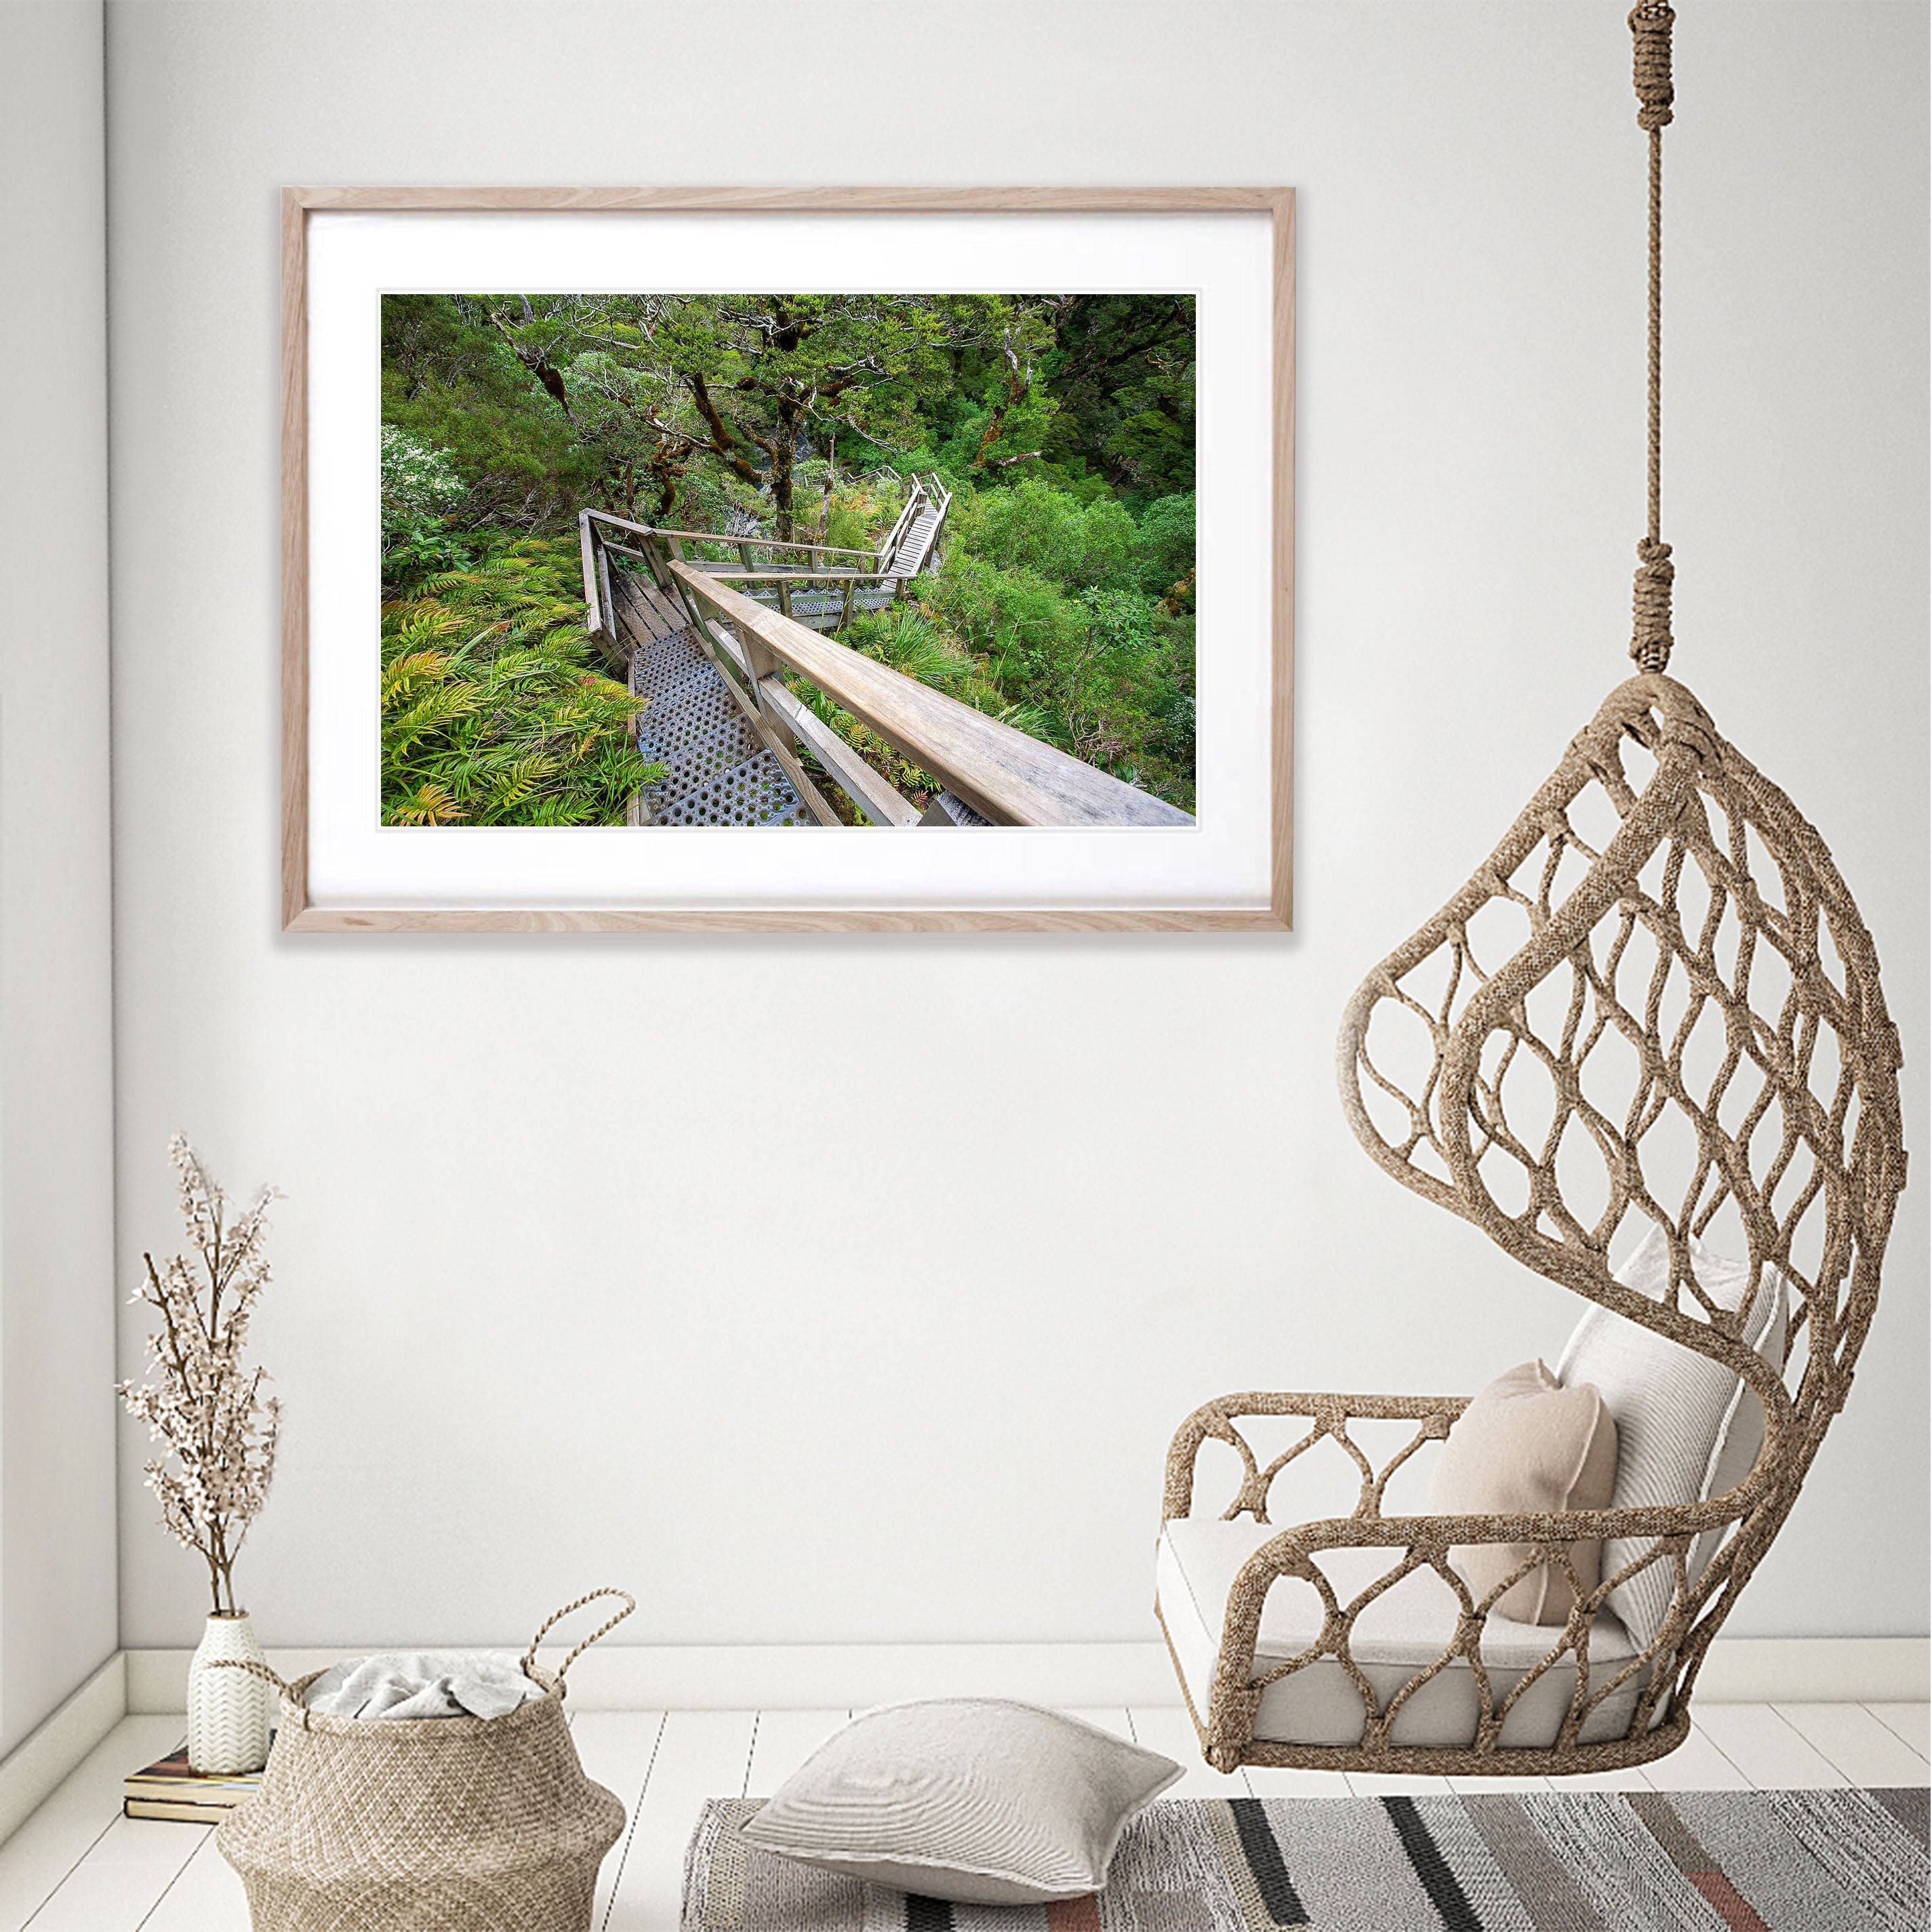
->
xmin=1155 ymin=3 xmax=1906 ymax=1777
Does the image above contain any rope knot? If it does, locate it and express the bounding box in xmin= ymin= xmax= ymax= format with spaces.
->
xmin=1630 ymin=538 xmax=1674 ymax=672
xmin=1630 ymin=1 xmax=1675 ymax=131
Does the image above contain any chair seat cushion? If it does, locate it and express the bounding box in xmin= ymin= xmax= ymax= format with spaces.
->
xmin=1156 ymin=1517 xmax=1647 ymax=1751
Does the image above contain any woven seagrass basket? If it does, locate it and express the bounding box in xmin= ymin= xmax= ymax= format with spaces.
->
xmin=214 ymin=1590 xmax=632 ymax=1932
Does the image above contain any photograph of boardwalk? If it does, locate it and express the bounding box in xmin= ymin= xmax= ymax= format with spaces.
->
xmin=380 ymin=293 xmax=1197 ymax=828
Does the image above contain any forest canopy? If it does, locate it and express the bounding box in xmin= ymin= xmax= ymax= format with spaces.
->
xmin=380 ymin=291 xmax=1197 ymax=824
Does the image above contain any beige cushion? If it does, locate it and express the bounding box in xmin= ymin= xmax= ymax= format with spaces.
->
xmin=1556 ymin=1224 xmax=1790 ymax=1648
xmin=1426 ymin=1359 xmax=1619 ymax=1624
xmin=1156 ymin=1518 xmax=1647 ymax=1751
xmin=737 ymin=1699 xmax=1180 ymax=1906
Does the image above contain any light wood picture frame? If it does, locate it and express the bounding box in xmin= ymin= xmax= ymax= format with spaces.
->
xmin=283 ymin=187 xmax=1293 ymax=931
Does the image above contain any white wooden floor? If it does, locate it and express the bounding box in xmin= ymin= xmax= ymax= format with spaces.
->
xmin=0 ymin=1702 xmax=1923 ymax=1931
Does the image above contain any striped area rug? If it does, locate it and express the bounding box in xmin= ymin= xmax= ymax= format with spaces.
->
xmin=682 ymin=1788 xmax=1928 ymax=1931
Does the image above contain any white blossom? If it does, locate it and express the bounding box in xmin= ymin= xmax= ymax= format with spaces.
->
xmin=118 ymin=1135 xmax=283 ymax=1616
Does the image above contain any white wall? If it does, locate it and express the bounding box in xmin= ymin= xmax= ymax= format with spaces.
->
xmin=107 ymin=1 xmax=1927 ymax=1655
xmin=0 ymin=2 xmax=119 ymax=1751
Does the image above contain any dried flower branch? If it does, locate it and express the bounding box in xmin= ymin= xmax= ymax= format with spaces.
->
xmin=118 ymin=1135 xmax=284 ymax=1617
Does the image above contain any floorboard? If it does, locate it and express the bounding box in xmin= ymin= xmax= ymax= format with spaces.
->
xmin=18 ymin=1816 xmax=205 ymax=1932
xmin=745 ymin=1710 xmax=849 ymax=1796
xmin=1775 ymin=1702 xmax=1932 ymax=1788
xmin=1559 ymin=1764 xmax=1658 ymax=1791
xmin=0 ymin=1699 xmax=1918 ymax=1927
xmin=132 ymin=1831 xmax=247 ymax=1931
xmin=1126 ymin=1705 xmax=1252 ymax=1798
xmin=1236 ymin=1763 xmax=1354 ymax=1797
xmin=1867 ymin=1702 xmax=1932 ymax=1763
xmin=1693 ymin=1702 xmax=1847 ymax=1788
xmin=569 ymin=1711 xmax=666 ymax=1931
xmin=1343 ymin=1769 xmax=1457 ymax=1796
xmin=1638 ymin=1719 xmax=1754 ymax=1790
xmin=0 ymin=1718 xmax=182 ymax=1932
xmin=601 ymin=1709 xmax=755 ymax=1932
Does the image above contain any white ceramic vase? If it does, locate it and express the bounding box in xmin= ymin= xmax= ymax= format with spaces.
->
xmin=186 ymin=1611 xmax=274 ymax=1775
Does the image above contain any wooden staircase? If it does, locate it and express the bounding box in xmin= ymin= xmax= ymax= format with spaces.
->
xmin=611 ymin=573 xmax=810 ymax=826
xmin=887 ymin=498 xmax=944 ymax=580
xmin=578 ymin=475 xmax=1195 ymax=830
xmin=729 ymin=475 xmax=952 ymax=633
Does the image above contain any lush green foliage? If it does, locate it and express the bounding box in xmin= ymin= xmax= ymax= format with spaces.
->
xmin=381 ymin=426 xmax=470 ymax=579
xmin=1041 ymin=296 xmax=1196 ymax=498
xmin=382 ymin=296 xmax=606 ymax=542
xmin=874 ymin=474 xmax=1197 ymax=808
xmin=380 ymin=289 xmax=1197 ymax=820
xmin=381 ymin=543 xmax=655 ymax=827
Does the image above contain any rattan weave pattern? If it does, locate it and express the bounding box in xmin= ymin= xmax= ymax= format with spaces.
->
xmin=216 ymin=1594 xmax=632 ymax=1931
xmin=1164 ymin=675 xmax=1906 ymax=1777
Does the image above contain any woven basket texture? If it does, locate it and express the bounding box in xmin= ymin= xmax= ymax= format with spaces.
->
xmin=217 ymin=1666 xmax=624 ymax=1932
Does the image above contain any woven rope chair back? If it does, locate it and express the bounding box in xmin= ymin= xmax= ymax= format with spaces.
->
xmin=1339 ymin=672 xmax=1906 ymax=1699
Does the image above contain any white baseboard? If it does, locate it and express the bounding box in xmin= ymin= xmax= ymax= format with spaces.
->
xmin=1690 ymin=1637 xmax=1928 ymax=1704
xmin=123 ymin=1641 xmax=1182 ymax=1714
xmin=0 ymin=1635 xmax=1915 ymax=1843
xmin=123 ymin=1634 xmax=1927 ymax=1716
xmin=0 ymin=1655 xmax=126 ymax=1844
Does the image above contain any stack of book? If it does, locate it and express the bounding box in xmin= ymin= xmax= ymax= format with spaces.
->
xmin=123 ymin=1744 xmax=268 ymax=1824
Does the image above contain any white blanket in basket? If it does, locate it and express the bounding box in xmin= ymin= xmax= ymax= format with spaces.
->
xmin=304 ymin=1652 xmax=546 ymax=1721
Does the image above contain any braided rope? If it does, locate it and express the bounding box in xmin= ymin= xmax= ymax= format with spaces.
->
xmin=521 ymin=1588 xmax=637 ymax=1690
xmin=1632 ymin=536 xmax=1674 ymax=672
xmin=1164 ymin=1392 xmax=1722 ymax=1775
xmin=1629 ymin=1 xmax=1676 ymax=670
xmin=1631 ymin=0 xmax=1676 ymax=130
xmin=1306 ymin=675 xmax=1904 ymax=1775
xmin=206 ymin=1657 xmax=298 ymax=1698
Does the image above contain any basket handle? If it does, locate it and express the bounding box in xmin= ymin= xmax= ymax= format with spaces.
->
xmin=205 ymin=1657 xmax=297 ymax=1698
xmin=521 ymin=1588 xmax=635 ymax=1692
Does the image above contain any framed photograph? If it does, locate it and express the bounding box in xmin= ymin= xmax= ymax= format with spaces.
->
xmin=283 ymin=188 xmax=1292 ymax=931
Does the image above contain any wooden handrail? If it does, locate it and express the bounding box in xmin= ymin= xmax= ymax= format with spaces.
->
xmin=693 ymin=568 xmax=881 ymax=583
xmin=583 ymin=508 xmax=876 ymax=560
xmin=666 ymin=559 xmax=1193 ymax=828
xmin=757 ymin=677 xmax=922 ymax=827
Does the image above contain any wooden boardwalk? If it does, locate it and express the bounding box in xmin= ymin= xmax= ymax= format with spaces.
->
xmin=613 ymin=573 xmax=811 ymax=828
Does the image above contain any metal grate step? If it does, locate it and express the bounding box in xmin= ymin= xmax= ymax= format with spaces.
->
xmin=635 ymin=683 xmax=768 ymax=811
xmin=606 ymin=548 xmax=966 ymax=828
xmin=651 ymin=750 xmax=813 ymax=827
xmin=624 ymin=592 xmax=808 ymax=826
xmin=629 ymin=622 xmax=708 ymax=693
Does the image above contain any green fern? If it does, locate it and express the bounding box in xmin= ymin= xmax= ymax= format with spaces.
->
xmin=380 ymin=539 xmax=660 ymax=827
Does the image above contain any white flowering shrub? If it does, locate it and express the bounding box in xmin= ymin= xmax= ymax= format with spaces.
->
xmin=382 ymin=425 xmax=470 ymax=580
xmin=119 ymin=1138 xmax=283 ymax=1616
